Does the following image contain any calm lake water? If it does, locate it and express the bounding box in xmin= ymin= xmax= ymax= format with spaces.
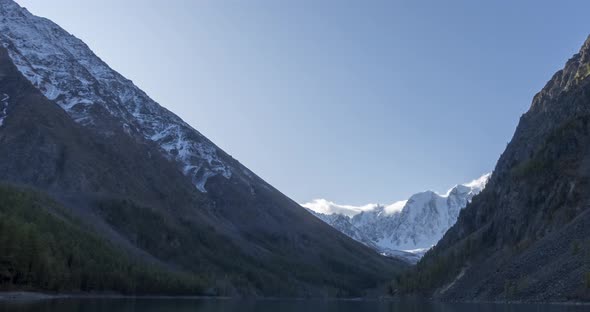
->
xmin=0 ymin=298 xmax=588 ymax=312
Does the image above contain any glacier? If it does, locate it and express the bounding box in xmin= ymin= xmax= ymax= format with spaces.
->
xmin=304 ymin=173 xmax=491 ymax=263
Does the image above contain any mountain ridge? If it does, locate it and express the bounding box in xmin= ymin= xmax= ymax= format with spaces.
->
xmin=304 ymin=173 xmax=490 ymax=263
xmin=397 ymin=35 xmax=590 ymax=302
xmin=0 ymin=0 xmax=239 ymax=192
xmin=0 ymin=0 xmax=406 ymax=297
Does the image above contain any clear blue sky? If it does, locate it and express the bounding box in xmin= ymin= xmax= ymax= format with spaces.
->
xmin=15 ymin=0 xmax=590 ymax=205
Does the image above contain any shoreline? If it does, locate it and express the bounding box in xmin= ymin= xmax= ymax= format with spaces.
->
xmin=0 ymin=291 xmax=232 ymax=302
xmin=0 ymin=292 xmax=589 ymax=306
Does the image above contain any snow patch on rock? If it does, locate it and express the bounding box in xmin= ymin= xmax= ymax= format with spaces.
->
xmin=0 ymin=93 xmax=9 ymax=127
xmin=0 ymin=0 xmax=232 ymax=192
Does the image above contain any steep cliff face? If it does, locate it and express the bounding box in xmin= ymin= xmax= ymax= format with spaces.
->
xmin=402 ymin=36 xmax=590 ymax=302
xmin=0 ymin=0 xmax=406 ymax=296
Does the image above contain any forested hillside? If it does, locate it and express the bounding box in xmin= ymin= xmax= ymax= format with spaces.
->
xmin=0 ymin=184 xmax=204 ymax=294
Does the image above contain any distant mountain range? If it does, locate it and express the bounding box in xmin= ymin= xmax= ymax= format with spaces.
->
xmin=303 ymin=174 xmax=490 ymax=263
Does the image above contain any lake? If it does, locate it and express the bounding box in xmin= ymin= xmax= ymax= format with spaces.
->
xmin=0 ymin=298 xmax=588 ymax=312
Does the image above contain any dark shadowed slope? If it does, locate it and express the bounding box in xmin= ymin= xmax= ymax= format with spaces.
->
xmin=0 ymin=184 xmax=205 ymax=294
xmin=396 ymin=36 xmax=590 ymax=302
xmin=0 ymin=0 xmax=406 ymax=297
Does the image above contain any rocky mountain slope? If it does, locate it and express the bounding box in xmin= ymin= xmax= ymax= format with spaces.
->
xmin=0 ymin=0 xmax=231 ymax=192
xmin=397 ymin=35 xmax=590 ymax=302
xmin=0 ymin=0 xmax=406 ymax=297
xmin=305 ymin=174 xmax=489 ymax=263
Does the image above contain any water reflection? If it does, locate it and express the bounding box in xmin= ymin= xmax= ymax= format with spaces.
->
xmin=0 ymin=298 xmax=587 ymax=312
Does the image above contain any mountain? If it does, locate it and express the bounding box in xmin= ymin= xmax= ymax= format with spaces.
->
xmin=0 ymin=0 xmax=406 ymax=297
xmin=0 ymin=184 xmax=205 ymax=294
xmin=304 ymin=174 xmax=490 ymax=263
xmin=397 ymin=36 xmax=590 ymax=302
xmin=308 ymin=211 xmax=381 ymax=250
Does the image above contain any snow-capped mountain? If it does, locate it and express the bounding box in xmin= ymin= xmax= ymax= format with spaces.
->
xmin=0 ymin=0 xmax=406 ymax=295
xmin=304 ymin=173 xmax=490 ymax=263
xmin=0 ymin=0 xmax=237 ymax=192
xmin=311 ymin=212 xmax=378 ymax=248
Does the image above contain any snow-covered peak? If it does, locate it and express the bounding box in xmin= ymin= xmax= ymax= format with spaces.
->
xmin=0 ymin=0 xmax=233 ymax=192
xmin=304 ymin=173 xmax=491 ymax=217
xmin=303 ymin=173 xmax=491 ymax=262
xmin=384 ymin=200 xmax=407 ymax=214
xmin=463 ymin=172 xmax=491 ymax=190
